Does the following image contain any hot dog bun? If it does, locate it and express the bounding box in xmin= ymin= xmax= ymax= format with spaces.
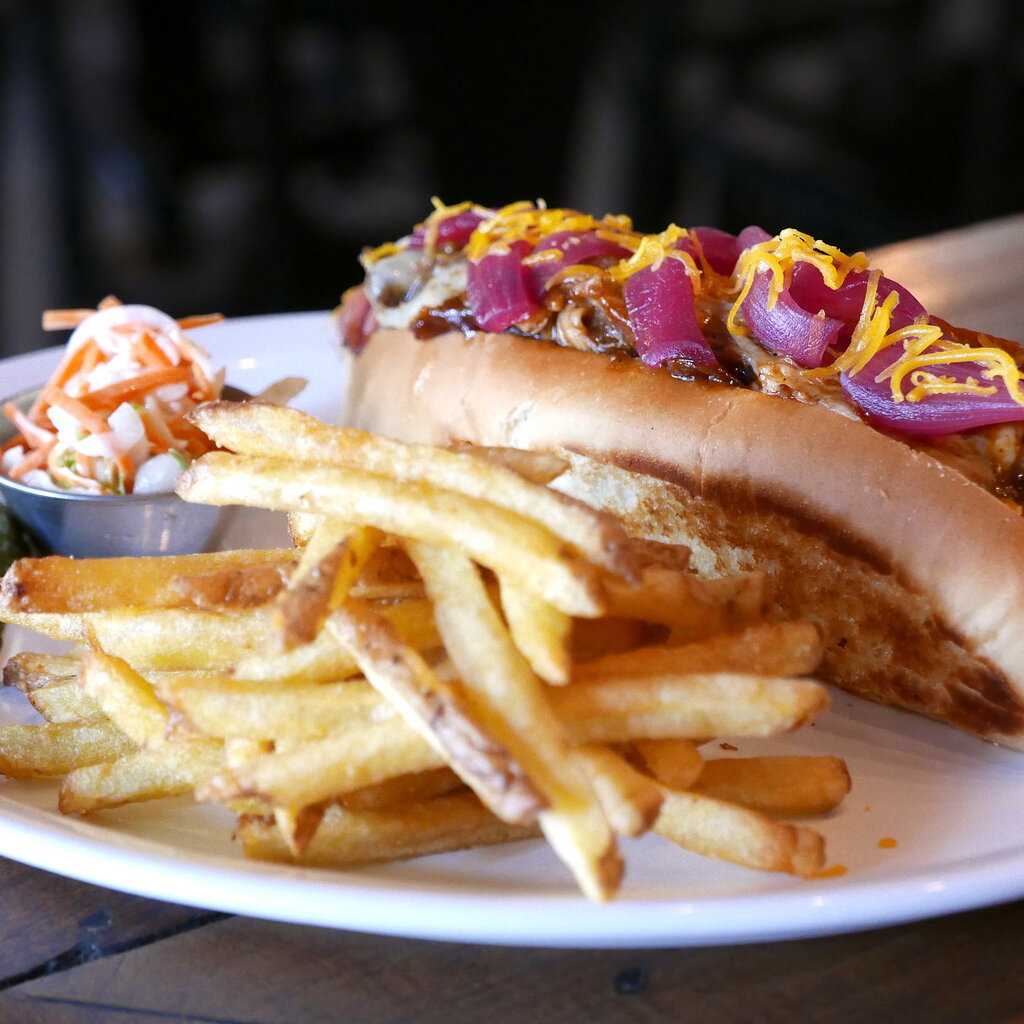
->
xmin=346 ymin=326 xmax=1024 ymax=750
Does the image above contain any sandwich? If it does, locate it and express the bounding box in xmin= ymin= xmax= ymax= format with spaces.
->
xmin=337 ymin=199 xmax=1024 ymax=750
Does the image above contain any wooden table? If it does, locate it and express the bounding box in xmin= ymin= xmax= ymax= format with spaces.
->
xmin=3 ymin=215 xmax=1024 ymax=1024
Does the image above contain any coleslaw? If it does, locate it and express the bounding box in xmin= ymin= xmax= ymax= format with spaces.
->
xmin=1 ymin=297 xmax=225 ymax=495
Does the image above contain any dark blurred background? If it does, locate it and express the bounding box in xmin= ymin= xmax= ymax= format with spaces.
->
xmin=2 ymin=0 xmax=1022 ymax=356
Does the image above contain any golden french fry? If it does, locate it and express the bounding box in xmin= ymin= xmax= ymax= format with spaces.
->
xmin=574 ymin=622 xmax=824 ymax=682
xmin=188 ymin=402 xmax=635 ymax=579
xmin=232 ymin=597 xmax=441 ymax=683
xmin=551 ymin=673 xmax=829 ymax=744
xmin=273 ymin=802 xmax=327 ymax=857
xmin=0 ymin=549 xmax=293 ymax=614
xmin=3 ymin=651 xmax=80 ymax=691
xmin=197 ymin=716 xmax=445 ymax=809
xmin=78 ymin=648 xmax=169 ymax=747
xmin=178 ymin=453 xmax=604 ymax=617
xmin=653 ymin=787 xmax=825 ymax=878
xmin=0 ymin=720 xmax=134 ymax=778
xmin=272 ymin=522 xmax=381 ymax=651
xmin=406 ymin=538 xmax=622 ymax=902
xmin=454 ymin=445 xmax=569 ymax=485
xmin=1 ymin=607 xmax=277 ymax=670
xmin=169 ymin=563 xmax=290 ymax=610
xmin=632 ymin=737 xmax=705 ymax=791
xmin=58 ymin=738 xmax=224 ymax=814
xmin=339 ymin=767 xmax=464 ymax=811
xmin=328 ymin=600 xmax=545 ymax=824
xmin=26 ymin=680 xmax=104 ymax=724
xmin=602 ymin=567 xmax=767 ymax=636
xmin=575 ymin=744 xmax=663 ymax=837
xmin=238 ymin=791 xmax=540 ymax=867
xmin=692 ymin=756 xmax=852 ymax=817
xmin=154 ymin=675 xmax=387 ymax=741
xmin=287 ymin=511 xmax=322 ymax=548
xmin=498 ymin=578 xmax=572 ymax=686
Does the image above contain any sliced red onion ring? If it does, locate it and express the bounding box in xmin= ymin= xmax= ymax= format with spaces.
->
xmin=408 ymin=208 xmax=489 ymax=251
xmin=467 ymin=239 xmax=539 ymax=332
xmin=740 ymin=268 xmax=846 ymax=368
xmin=624 ymin=257 xmax=719 ymax=369
xmin=688 ymin=227 xmax=742 ymax=275
xmin=525 ymin=231 xmax=632 ymax=297
xmin=736 ymin=225 xmax=772 ymax=250
xmin=841 ymin=346 xmax=1024 ymax=436
xmin=789 ymin=264 xmax=927 ymax=331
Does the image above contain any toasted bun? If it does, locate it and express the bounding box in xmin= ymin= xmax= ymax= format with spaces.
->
xmin=347 ymin=327 xmax=1024 ymax=749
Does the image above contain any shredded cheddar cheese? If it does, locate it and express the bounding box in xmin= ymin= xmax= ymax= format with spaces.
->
xmin=465 ymin=203 xmax=635 ymax=261
xmin=606 ymin=226 xmax=697 ymax=283
xmin=727 ymin=229 xmax=868 ymax=336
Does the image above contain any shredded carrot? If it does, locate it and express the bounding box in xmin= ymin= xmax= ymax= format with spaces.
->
xmin=177 ymin=313 xmax=224 ymax=330
xmin=3 ymin=402 xmax=55 ymax=449
xmin=141 ymin=407 xmax=177 ymax=453
xmin=115 ymin=452 xmax=135 ymax=492
xmin=8 ymin=440 xmax=56 ymax=481
xmin=78 ymin=365 xmax=191 ymax=413
xmin=97 ymin=295 xmax=122 ymax=309
xmin=42 ymin=308 xmax=98 ymax=331
xmin=45 ymin=390 xmax=111 ymax=436
xmin=131 ymin=331 xmax=174 ymax=369
xmin=27 ymin=339 xmax=97 ymax=419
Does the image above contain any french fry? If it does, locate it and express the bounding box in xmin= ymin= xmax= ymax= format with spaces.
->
xmin=602 ymin=566 xmax=768 ymax=636
xmin=574 ymin=622 xmax=824 ymax=681
xmin=78 ymin=647 xmax=170 ymax=747
xmin=551 ymin=673 xmax=829 ymax=744
xmin=196 ymin=716 xmax=446 ymax=809
xmin=169 ymin=563 xmax=290 ymax=610
xmin=0 ymin=549 xmax=293 ymax=614
xmin=27 ymin=680 xmax=104 ymax=724
xmin=232 ymin=597 xmax=441 ymax=683
xmin=59 ymin=738 xmax=224 ymax=814
xmin=0 ymin=720 xmax=134 ymax=778
xmin=274 ymin=802 xmax=328 ymax=857
xmin=653 ymin=787 xmax=826 ymax=878
xmin=406 ymin=539 xmax=622 ymax=902
xmin=153 ymin=675 xmax=388 ymax=741
xmin=498 ymin=578 xmax=572 ymax=686
xmin=328 ymin=599 xmax=546 ymax=824
xmin=339 ymin=767 xmax=464 ymax=811
xmin=178 ymin=453 xmax=605 ymax=617
xmin=575 ymin=744 xmax=663 ymax=837
xmin=238 ymin=791 xmax=540 ymax=867
xmin=271 ymin=522 xmax=381 ymax=651
xmin=692 ymin=756 xmax=852 ymax=817
xmin=453 ymin=445 xmax=569 ymax=485
xmin=188 ymin=402 xmax=635 ymax=579
xmin=632 ymin=738 xmax=706 ymax=791
xmin=3 ymin=651 xmax=80 ymax=691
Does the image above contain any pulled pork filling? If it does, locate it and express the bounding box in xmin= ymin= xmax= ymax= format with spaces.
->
xmin=346 ymin=203 xmax=1024 ymax=510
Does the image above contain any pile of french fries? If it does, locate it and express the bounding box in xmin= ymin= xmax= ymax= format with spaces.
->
xmin=0 ymin=402 xmax=850 ymax=900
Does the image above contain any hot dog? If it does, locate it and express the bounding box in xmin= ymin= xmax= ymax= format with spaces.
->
xmin=339 ymin=200 xmax=1024 ymax=750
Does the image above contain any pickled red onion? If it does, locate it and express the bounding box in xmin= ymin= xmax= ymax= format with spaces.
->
xmin=467 ymin=239 xmax=539 ymax=332
xmin=841 ymin=346 xmax=1024 ymax=436
xmin=525 ymin=231 xmax=632 ymax=296
xmin=408 ymin=209 xmax=488 ymax=252
xmin=624 ymin=258 xmax=719 ymax=370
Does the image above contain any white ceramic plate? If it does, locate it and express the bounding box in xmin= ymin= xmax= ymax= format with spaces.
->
xmin=1 ymin=312 xmax=1023 ymax=948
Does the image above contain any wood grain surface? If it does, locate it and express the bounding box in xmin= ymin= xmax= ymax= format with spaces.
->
xmin=2 ymin=214 xmax=1024 ymax=1023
